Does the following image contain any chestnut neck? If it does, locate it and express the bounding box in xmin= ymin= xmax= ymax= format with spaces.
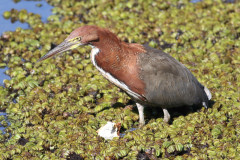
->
xmin=89 ymin=30 xmax=147 ymax=99
xmin=90 ymin=30 xmax=146 ymax=58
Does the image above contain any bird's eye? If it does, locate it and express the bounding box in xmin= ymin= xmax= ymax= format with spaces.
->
xmin=76 ymin=37 xmax=81 ymax=41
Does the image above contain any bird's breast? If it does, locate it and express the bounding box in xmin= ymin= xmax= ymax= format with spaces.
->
xmin=90 ymin=47 xmax=146 ymax=101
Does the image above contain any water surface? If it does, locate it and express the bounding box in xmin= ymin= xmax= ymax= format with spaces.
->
xmin=0 ymin=0 xmax=53 ymax=34
xmin=0 ymin=0 xmax=53 ymax=87
xmin=0 ymin=67 xmax=10 ymax=87
xmin=0 ymin=0 xmax=53 ymax=134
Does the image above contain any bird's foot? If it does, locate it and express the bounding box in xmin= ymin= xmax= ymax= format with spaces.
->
xmin=138 ymin=120 xmax=145 ymax=128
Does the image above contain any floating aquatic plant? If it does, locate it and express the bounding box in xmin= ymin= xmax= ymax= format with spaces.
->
xmin=0 ymin=0 xmax=239 ymax=159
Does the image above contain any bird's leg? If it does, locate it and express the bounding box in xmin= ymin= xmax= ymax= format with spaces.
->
xmin=163 ymin=108 xmax=170 ymax=123
xmin=136 ymin=103 xmax=145 ymax=127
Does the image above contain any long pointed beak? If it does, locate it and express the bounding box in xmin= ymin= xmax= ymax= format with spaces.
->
xmin=37 ymin=40 xmax=81 ymax=62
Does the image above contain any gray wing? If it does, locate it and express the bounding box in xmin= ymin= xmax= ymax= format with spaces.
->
xmin=138 ymin=45 xmax=209 ymax=108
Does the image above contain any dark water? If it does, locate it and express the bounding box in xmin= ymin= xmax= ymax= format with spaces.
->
xmin=0 ymin=112 xmax=10 ymax=134
xmin=0 ymin=0 xmax=53 ymax=133
xmin=0 ymin=67 xmax=10 ymax=86
xmin=120 ymin=128 xmax=137 ymax=137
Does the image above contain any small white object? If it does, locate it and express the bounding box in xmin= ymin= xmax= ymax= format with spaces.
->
xmin=97 ymin=122 xmax=119 ymax=140
xmin=30 ymin=69 xmax=35 ymax=74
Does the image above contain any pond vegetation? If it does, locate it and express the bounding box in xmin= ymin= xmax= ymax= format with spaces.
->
xmin=0 ymin=0 xmax=239 ymax=159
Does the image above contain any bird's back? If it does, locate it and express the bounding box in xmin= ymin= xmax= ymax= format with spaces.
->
xmin=138 ymin=45 xmax=209 ymax=108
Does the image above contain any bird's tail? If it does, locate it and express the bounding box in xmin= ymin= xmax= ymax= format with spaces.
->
xmin=202 ymin=86 xmax=211 ymax=109
xmin=204 ymin=86 xmax=212 ymax=100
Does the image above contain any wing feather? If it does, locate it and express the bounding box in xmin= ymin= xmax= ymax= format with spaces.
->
xmin=138 ymin=45 xmax=208 ymax=108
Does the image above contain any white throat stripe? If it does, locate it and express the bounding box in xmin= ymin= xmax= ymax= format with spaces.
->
xmin=90 ymin=47 xmax=141 ymax=100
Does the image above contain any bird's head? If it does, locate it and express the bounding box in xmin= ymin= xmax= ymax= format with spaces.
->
xmin=37 ymin=25 xmax=100 ymax=62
